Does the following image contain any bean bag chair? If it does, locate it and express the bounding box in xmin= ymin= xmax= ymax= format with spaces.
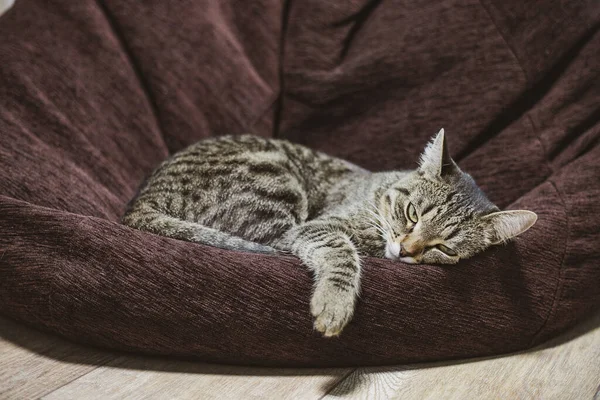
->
xmin=0 ymin=0 xmax=598 ymax=366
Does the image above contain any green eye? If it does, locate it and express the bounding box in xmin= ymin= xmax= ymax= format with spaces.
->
xmin=436 ymin=244 xmax=457 ymax=257
xmin=406 ymin=202 xmax=418 ymax=224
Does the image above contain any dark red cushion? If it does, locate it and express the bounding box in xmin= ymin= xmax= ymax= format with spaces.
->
xmin=0 ymin=0 xmax=598 ymax=366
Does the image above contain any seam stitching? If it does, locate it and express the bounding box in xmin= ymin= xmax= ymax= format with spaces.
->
xmin=478 ymin=0 xmax=569 ymax=344
xmin=528 ymin=179 xmax=569 ymax=345
xmin=477 ymin=0 xmax=529 ymax=84
xmin=247 ymin=93 xmax=280 ymax=133
xmin=94 ymin=0 xmax=168 ymax=151
xmin=526 ymin=113 xmax=569 ymax=345
xmin=272 ymin=0 xmax=292 ymax=138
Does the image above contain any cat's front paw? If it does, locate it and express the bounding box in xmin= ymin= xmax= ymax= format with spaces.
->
xmin=310 ymin=287 xmax=356 ymax=337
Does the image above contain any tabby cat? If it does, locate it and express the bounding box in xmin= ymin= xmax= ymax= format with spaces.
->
xmin=122 ymin=129 xmax=537 ymax=337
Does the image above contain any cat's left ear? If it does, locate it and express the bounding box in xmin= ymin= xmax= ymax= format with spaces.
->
xmin=482 ymin=210 xmax=538 ymax=245
xmin=419 ymin=128 xmax=459 ymax=178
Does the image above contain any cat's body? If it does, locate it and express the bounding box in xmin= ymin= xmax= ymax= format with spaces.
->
xmin=123 ymin=130 xmax=537 ymax=336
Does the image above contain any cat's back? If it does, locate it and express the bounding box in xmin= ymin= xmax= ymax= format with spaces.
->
xmin=179 ymin=134 xmax=283 ymax=160
xmin=124 ymin=135 xmax=360 ymax=240
xmin=146 ymin=134 xmax=361 ymax=187
xmin=152 ymin=134 xmax=330 ymax=182
xmin=132 ymin=135 xmax=303 ymax=206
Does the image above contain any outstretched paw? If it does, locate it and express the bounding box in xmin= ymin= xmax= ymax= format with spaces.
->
xmin=311 ymin=287 xmax=356 ymax=337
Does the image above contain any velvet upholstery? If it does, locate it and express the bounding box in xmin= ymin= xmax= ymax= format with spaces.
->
xmin=0 ymin=0 xmax=598 ymax=366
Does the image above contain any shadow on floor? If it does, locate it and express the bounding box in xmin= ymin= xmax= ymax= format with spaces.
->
xmin=322 ymin=309 xmax=600 ymax=396
xmin=0 ymin=315 xmax=344 ymax=377
xmin=1 ymin=308 xmax=599 ymax=379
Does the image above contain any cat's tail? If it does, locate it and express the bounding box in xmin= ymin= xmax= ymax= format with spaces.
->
xmin=122 ymin=208 xmax=278 ymax=254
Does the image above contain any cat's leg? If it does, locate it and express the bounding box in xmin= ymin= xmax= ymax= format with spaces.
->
xmin=285 ymin=219 xmax=361 ymax=337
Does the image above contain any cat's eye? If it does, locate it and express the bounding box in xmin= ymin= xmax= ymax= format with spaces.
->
xmin=406 ymin=202 xmax=418 ymax=224
xmin=436 ymin=244 xmax=457 ymax=257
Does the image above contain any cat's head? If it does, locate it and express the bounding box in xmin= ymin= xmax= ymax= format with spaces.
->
xmin=377 ymin=128 xmax=537 ymax=264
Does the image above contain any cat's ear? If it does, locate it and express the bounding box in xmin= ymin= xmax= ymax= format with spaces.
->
xmin=419 ymin=128 xmax=458 ymax=178
xmin=482 ymin=210 xmax=538 ymax=245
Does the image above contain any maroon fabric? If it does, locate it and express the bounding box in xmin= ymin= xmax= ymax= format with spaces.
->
xmin=0 ymin=0 xmax=598 ymax=366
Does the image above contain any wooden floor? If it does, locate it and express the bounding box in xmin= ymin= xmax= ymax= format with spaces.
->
xmin=1 ymin=312 xmax=599 ymax=400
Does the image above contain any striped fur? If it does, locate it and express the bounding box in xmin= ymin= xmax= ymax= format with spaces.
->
xmin=123 ymin=129 xmax=537 ymax=336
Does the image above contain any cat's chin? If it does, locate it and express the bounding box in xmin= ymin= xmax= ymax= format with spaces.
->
xmin=399 ymin=256 xmax=419 ymax=264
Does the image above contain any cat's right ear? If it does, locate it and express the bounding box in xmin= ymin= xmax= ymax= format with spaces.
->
xmin=482 ymin=210 xmax=538 ymax=245
xmin=419 ymin=128 xmax=459 ymax=178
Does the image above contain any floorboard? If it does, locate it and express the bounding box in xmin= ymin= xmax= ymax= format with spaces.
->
xmin=0 ymin=317 xmax=115 ymax=399
xmin=325 ymin=312 xmax=600 ymax=400
xmin=2 ymin=312 xmax=598 ymax=400
xmin=43 ymin=356 xmax=351 ymax=400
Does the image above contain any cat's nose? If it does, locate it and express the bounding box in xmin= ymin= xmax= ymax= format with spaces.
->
xmin=400 ymin=242 xmax=422 ymax=257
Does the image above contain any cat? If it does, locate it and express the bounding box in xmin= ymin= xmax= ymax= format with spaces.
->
xmin=122 ymin=129 xmax=537 ymax=337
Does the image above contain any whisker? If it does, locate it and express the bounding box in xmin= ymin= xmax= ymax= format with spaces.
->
xmin=365 ymin=221 xmax=386 ymax=237
xmin=363 ymin=211 xmax=386 ymax=231
xmin=361 ymin=213 xmax=389 ymax=242
xmin=366 ymin=202 xmax=394 ymax=234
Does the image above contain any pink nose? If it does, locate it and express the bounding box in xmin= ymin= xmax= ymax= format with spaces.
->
xmin=400 ymin=243 xmax=422 ymax=257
